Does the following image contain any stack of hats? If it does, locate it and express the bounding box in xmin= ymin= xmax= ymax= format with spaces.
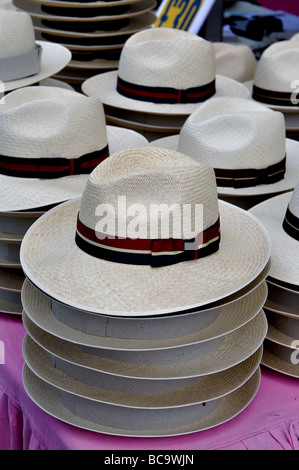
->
xmin=82 ymin=27 xmax=251 ymax=142
xmin=0 ymin=86 xmax=148 ymax=316
xmin=20 ymin=147 xmax=271 ymax=436
xmin=246 ymin=39 xmax=299 ymax=141
xmin=0 ymin=9 xmax=73 ymax=93
xmin=12 ymin=0 xmax=156 ymax=90
xmin=150 ymin=96 xmax=299 ymax=210
xmin=250 ymin=182 xmax=299 ymax=379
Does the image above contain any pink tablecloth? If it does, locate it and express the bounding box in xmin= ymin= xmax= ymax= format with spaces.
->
xmin=0 ymin=312 xmax=299 ymax=450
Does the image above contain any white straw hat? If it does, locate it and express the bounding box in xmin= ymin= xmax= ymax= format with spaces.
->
xmin=213 ymin=42 xmax=257 ymax=83
xmin=20 ymin=147 xmax=270 ymax=316
xmin=262 ymin=338 xmax=299 ymax=378
xmin=264 ymin=281 xmax=299 ymax=319
xmin=23 ymin=332 xmax=262 ymax=410
xmin=150 ymin=97 xmax=299 ymax=197
xmin=251 ymin=40 xmax=299 ymax=112
xmin=22 ymin=309 xmax=267 ymax=379
xmin=21 ymin=277 xmax=267 ymax=350
xmin=0 ymin=10 xmax=71 ymax=92
xmin=0 ymin=86 xmax=148 ymax=212
xmin=82 ymin=27 xmax=250 ymax=116
xmin=22 ymin=362 xmax=261 ymax=436
xmin=249 ymin=182 xmax=299 ymax=288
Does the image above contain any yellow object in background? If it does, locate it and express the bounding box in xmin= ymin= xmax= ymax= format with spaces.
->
xmin=155 ymin=0 xmax=216 ymax=33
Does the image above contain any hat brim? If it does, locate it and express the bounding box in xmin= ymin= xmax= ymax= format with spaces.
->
xmin=22 ymin=310 xmax=267 ymax=379
xmin=22 ymin=363 xmax=261 ymax=437
xmin=0 ymin=267 xmax=24 ymax=313
xmin=14 ymin=0 xmax=156 ymax=21
xmin=150 ymin=137 xmax=299 ymax=197
xmin=249 ymin=191 xmax=298 ymax=286
xmin=23 ymin=0 xmax=145 ymax=8
xmin=262 ymin=338 xmax=299 ymax=378
xmin=264 ymin=281 xmax=299 ymax=319
xmin=3 ymin=41 xmax=71 ymax=92
xmin=0 ymin=125 xmax=148 ymax=212
xmin=81 ymin=72 xmax=250 ymax=116
xmin=21 ymin=277 xmax=267 ymax=350
xmin=20 ymin=198 xmax=271 ymax=316
xmin=23 ymin=333 xmax=262 ymax=408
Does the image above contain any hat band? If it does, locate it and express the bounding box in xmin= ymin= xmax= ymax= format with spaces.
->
xmin=0 ymin=45 xmax=42 ymax=82
xmin=214 ymin=156 xmax=286 ymax=189
xmin=282 ymin=206 xmax=299 ymax=241
xmin=116 ymin=76 xmax=216 ymax=104
xmin=252 ymin=84 xmax=299 ymax=107
xmin=0 ymin=145 xmax=109 ymax=179
xmin=75 ymin=215 xmax=220 ymax=268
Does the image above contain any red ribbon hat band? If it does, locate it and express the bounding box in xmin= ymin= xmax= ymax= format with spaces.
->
xmin=75 ymin=215 xmax=221 ymax=268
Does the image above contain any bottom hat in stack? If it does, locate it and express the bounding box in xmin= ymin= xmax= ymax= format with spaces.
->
xmin=20 ymin=147 xmax=271 ymax=436
xmin=250 ymin=182 xmax=299 ymax=378
xmin=0 ymin=86 xmax=149 ymax=316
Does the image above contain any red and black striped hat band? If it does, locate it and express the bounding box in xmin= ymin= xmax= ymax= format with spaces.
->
xmin=0 ymin=145 xmax=109 ymax=179
xmin=252 ymin=84 xmax=299 ymax=107
xmin=283 ymin=206 xmax=299 ymax=241
xmin=116 ymin=76 xmax=216 ymax=105
xmin=214 ymin=156 xmax=286 ymax=189
xmin=75 ymin=215 xmax=221 ymax=268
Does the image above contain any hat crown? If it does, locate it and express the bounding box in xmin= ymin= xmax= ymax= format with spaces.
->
xmin=213 ymin=43 xmax=257 ymax=82
xmin=79 ymin=147 xmax=219 ymax=240
xmin=0 ymin=10 xmax=35 ymax=59
xmin=177 ymin=97 xmax=286 ymax=170
xmin=0 ymin=87 xmax=108 ymax=159
xmin=118 ymin=27 xmax=215 ymax=89
xmin=254 ymin=40 xmax=299 ymax=92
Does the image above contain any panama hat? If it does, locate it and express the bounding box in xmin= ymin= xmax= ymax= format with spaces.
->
xmin=22 ymin=309 xmax=267 ymax=379
xmin=23 ymin=332 xmax=262 ymax=408
xmin=81 ymin=27 xmax=250 ymax=116
xmin=22 ymin=362 xmax=261 ymax=436
xmin=0 ymin=267 xmax=24 ymax=314
xmin=0 ymin=86 xmax=148 ymax=212
xmin=262 ymin=338 xmax=299 ymax=378
xmin=21 ymin=277 xmax=267 ymax=350
xmin=150 ymin=97 xmax=299 ymax=198
xmin=0 ymin=10 xmax=71 ymax=92
xmin=20 ymin=147 xmax=270 ymax=316
xmin=250 ymin=39 xmax=299 ymax=113
xmin=249 ymin=182 xmax=299 ymax=288
xmin=264 ymin=281 xmax=299 ymax=319
xmin=213 ymin=42 xmax=257 ymax=83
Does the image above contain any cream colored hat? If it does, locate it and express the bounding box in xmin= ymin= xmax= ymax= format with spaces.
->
xmin=213 ymin=42 xmax=257 ymax=83
xmin=82 ymin=27 xmax=249 ymax=116
xmin=150 ymin=97 xmax=299 ymax=197
xmin=20 ymin=147 xmax=270 ymax=316
xmin=249 ymin=182 xmax=299 ymax=288
xmin=252 ymin=40 xmax=299 ymax=112
xmin=0 ymin=10 xmax=71 ymax=92
xmin=0 ymin=86 xmax=148 ymax=212
xmin=22 ymin=362 xmax=261 ymax=436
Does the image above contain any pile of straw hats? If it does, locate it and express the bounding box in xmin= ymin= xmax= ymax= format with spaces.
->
xmin=82 ymin=27 xmax=251 ymax=141
xmin=250 ymin=182 xmax=299 ymax=378
xmin=150 ymin=96 xmax=299 ymax=209
xmin=0 ymin=86 xmax=148 ymax=316
xmin=12 ymin=0 xmax=156 ymax=89
xmin=20 ymin=146 xmax=271 ymax=436
xmin=245 ymin=39 xmax=299 ymax=140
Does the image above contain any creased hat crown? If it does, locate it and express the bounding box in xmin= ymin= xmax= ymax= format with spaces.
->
xmin=117 ymin=27 xmax=216 ymax=89
xmin=213 ymin=43 xmax=257 ymax=82
xmin=0 ymin=86 xmax=108 ymax=159
xmin=78 ymin=147 xmax=219 ymax=240
xmin=177 ymin=97 xmax=286 ymax=170
xmin=0 ymin=10 xmax=35 ymax=58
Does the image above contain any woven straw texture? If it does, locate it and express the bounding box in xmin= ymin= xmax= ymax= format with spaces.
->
xmin=0 ymin=10 xmax=35 ymax=58
xmin=20 ymin=147 xmax=270 ymax=315
xmin=213 ymin=43 xmax=257 ymax=83
xmin=254 ymin=40 xmax=299 ymax=93
xmin=249 ymin=188 xmax=298 ymax=286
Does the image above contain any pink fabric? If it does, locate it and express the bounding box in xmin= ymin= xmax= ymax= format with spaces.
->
xmin=0 ymin=312 xmax=299 ymax=450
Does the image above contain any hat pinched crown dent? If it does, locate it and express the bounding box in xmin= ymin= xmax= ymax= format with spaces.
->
xmin=0 ymin=86 xmax=109 ymax=177
xmin=76 ymin=147 xmax=220 ymax=268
